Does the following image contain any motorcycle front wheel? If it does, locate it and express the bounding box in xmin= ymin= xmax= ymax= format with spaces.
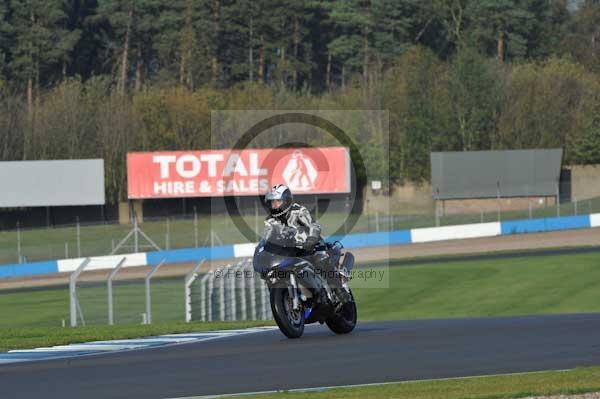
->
xmin=270 ymin=285 xmax=305 ymax=338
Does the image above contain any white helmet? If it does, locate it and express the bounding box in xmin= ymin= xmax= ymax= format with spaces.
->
xmin=265 ymin=184 xmax=293 ymax=217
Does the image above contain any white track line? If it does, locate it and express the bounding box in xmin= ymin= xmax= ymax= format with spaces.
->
xmin=0 ymin=327 xmax=278 ymax=365
xmin=169 ymin=369 xmax=574 ymax=399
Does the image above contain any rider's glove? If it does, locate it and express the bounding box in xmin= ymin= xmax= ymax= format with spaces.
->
xmin=303 ymin=236 xmax=319 ymax=252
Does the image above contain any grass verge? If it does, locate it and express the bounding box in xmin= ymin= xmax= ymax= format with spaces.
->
xmin=354 ymin=251 xmax=600 ymax=320
xmin=0 ymin=320 xmax=274 ymax=352
xmin=2 ymin=251 xmax=600 ymax=351
xmin=240 ymin=367 xmax=600 ymax=399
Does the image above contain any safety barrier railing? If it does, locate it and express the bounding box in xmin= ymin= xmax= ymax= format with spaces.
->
xmin=190 ymin=259 xmax=272 ymax=322
xmin=69 ymin=257 xmax=206 ymax=327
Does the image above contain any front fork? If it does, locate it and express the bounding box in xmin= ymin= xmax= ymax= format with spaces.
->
xmin=289 ymin=273 xmax=300 ymax=311
xmin=269 ymin=270 xmax=301 ymax=311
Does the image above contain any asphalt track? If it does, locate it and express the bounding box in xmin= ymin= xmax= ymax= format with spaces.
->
xmin=2 ymin=314 xmax=600 ymax=398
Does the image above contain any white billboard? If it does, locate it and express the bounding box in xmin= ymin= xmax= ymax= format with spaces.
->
xmin=0 ymin=159 xmax=105 ymax=207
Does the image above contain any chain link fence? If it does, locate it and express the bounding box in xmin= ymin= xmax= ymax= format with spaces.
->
xmin=1 ymin=196 xmax=599 ymax=265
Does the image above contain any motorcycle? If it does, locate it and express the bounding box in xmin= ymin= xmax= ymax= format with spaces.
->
xmin=253 ymin=226 xmax=357 ymax=338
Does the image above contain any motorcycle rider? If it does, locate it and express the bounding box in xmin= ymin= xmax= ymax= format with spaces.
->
xmin=263 ymin=184 xmax=321 ymax=252
xmin=263 ymin=184 xmax=346 ymax=305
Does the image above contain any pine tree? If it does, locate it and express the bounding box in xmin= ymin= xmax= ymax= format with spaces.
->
xmin=466 ymin=0 xmax=548 ymax=61
xmin=325 ymin=0 xmax=373 ymax=89
xmin=95 ymin=0 xmax=135 ymax=93
xmin=10 ymin=0 xmax=72 ymax=113
xmin=63 ymin=0 xmax=104 ymax=80
xmin=0 ymin=2 xmax=12 ymax=85
xmin=561 ymin=0 xmax=600 ymax=72
xmin=371 ymin=0 xmax=418 ymax=69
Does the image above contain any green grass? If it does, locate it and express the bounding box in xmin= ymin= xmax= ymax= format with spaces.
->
xmin=236 ymin=367 xmax=600 ymax=399
xmin=3 ymin=252 xmax=600 ymax=330
xmin=0 ymin=277 xmax=189 ymax=328
xmin=2 ymin=195 xmax=600 ymax=264
xmin=1 ymin=251 xmax=600 ymax=352
xmin=0 ymin=321 xmax=274 ymax=353
xmin=354 ymin=252 xmax=600 ymax=320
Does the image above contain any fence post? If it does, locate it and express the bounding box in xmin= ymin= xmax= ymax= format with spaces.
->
xmin=134 ymin=217 xmax=139 ymax=253
xmin=107 ymin=257 xmax=127 ymax=325
xmin=184 ymin=259 xmax=205 ymax=323
xmin=145 ymin=259 xmax=166 ymax=325
xmin=69 ymin=258 xmax=91 ymax=327
xmin=165 ymin=218 xmax=170 ymax=250
xmin=194 ymin=207 xmax=199 ymax=248
xmin=16 ymin=222 xmax=22 ymax=264
xmin=229 ymin=264 xmax=237 ymax=321
xmin=207 ymin=270 xmax=214 ymax=321
xmin=239 ymin=262 xmax=248 ymax=320
xmin=574 ymin=197 xmax=578 ymax=216
xmin=199 ymin=271 xmax=211 ymax=321
xmin=556 ymin=179 xmax=560 ymax=217
xmin=219 ymin=266 xmax=227 ymax=321
xmin=76 ymin=217 xmax=81 ymax=258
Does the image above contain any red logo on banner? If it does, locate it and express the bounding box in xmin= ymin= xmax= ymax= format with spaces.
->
xmin=127 ymin=147 xmax=350 ymax=199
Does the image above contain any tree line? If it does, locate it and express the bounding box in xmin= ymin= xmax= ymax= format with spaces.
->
xmin=0 ymin=0 xmax=599 ymax=203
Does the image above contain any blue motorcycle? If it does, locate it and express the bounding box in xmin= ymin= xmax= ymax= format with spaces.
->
xmin=253 ymin=226 xmax=357 ymax=338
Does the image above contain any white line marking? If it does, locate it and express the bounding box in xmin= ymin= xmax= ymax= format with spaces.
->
xmin=160 ymin=334 xmax=227 ymax=338
xmin=0 ymin=327 xmax=278 ymax=365
xmin=86 ymin=338 xmax=196 ymax=345
xmin=167 ymin=369 xmax=574 ymax=399
xmin=10 ymin=344 xmax=148 ymax=352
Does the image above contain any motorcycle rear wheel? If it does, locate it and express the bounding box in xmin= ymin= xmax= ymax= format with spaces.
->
xmin=325 ymin=291 xmax=357 ymax=334
xmin=270 ymin=286 xmax=305 ymax=338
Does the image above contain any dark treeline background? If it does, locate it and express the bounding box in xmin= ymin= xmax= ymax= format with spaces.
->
xmin=0 ymin=0 xmax=599 ymax=203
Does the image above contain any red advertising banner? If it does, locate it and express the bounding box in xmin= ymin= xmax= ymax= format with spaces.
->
xmin=127 ymin=147 xmax=350 ymax=198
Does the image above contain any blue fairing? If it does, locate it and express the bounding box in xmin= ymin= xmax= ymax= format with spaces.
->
xmin=304 ymin=308 xmax=312 ymax=319
xmin=252 ymin=240 xmax=300 ymax=273
xmin=279 ymin=258 xmax=296 ymax=269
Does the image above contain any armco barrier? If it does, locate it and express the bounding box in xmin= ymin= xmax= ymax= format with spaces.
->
xmin=57 ymin=253 xmax=148 ymax=273
xmin=2 ymin=212 xmax=600 ymax=280
xmin=411 ymin=222 xmax=501 ymax=243
xmin=329 ymin=230 xmax=412 ymax=248
xmin=501 ymin=215 xmax=591 ymax=235
xmin=590 ymin=213 xmax=600 ymax=228
xmin=146 ymin=245 xmax=234 ymax=265
xmin=0 ymin=260 xmax=58 ymax=279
